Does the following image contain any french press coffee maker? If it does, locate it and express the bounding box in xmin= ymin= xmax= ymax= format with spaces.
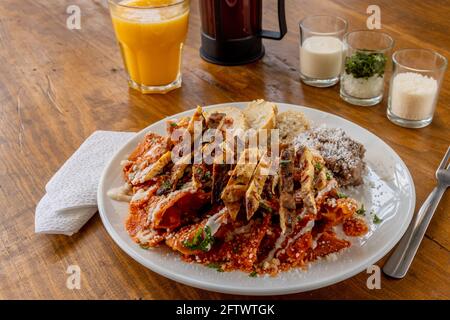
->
xmin=199 ymin=0 xmax=287 ymax=65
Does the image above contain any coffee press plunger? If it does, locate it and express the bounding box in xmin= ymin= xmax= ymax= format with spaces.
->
xmin=199 ymin=0 xmax=287 ymax=66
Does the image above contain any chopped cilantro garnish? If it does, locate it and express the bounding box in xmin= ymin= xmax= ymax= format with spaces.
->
xmin=326 ymin=171 xmax=333 ymax=180
xmin=204 ymin=170 xmax=211 ymax=180
xmin=314 ymin=163 xmax=323 ymax=171
xmin=182 ymin=226 xmax=215 ymax=252
xmin=337 ymin=192 xmax=348 ymax=199
xmin=280 ymin=159 xmax=291 ymax=165
xmin=249 ymin=271 xmax=258 ymax=278
xmin=163 ymin=180 xmax=171 ymax=189
xmin=170 ymin=122 xmax=178 ymax=127
xmin=207 ymin=263 xmax=224 ymax=272
xmin=139 ymin=244 xmax=149 ymax=250
xmin=259 ymin=200 xmax=273 ymax=213
xmin=373 ymin=214 xmax=383 ymax=224
xmin=345 ymin=51 xmax=387 ymax=79
xmin=356 ymin=204 xmax=366 ymax=216
xmin=156 ymin=180 xmax=171 ymax=195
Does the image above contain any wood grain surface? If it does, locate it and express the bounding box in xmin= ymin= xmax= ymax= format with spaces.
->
xmin=0 ymin=0 xmax=449 ymax=299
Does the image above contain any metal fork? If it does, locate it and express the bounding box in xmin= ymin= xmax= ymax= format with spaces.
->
xmin=383 ymin=146 xmax=450 ymax=278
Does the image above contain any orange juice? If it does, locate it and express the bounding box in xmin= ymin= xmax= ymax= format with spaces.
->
xmin=110 ymin=0 xmax=190 ymax=93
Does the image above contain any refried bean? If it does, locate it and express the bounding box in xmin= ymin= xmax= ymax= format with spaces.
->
xmin=295 ymin=126 xmax=366 ymax=186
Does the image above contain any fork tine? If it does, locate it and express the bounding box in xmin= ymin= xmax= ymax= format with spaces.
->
xmin=438 ymin=146 xmax=450 ymax=170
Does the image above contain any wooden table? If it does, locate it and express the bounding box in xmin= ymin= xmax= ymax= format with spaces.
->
xmin=0 ymin=0 xmax=448 ymax=300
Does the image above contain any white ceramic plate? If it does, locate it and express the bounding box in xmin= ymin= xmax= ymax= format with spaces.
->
xmin=98 ymin=102 xmax=415 ymax=295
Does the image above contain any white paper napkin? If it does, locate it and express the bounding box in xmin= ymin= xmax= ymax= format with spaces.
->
xmin=35 ymin=130 xmax=135 ymax=236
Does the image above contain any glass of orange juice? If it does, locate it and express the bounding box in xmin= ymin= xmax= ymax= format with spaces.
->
xmin=108 ymin=0 xmax=190 ymax=94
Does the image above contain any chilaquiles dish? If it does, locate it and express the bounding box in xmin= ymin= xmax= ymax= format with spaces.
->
xmin=109 ymin=100 xmax=369 ymax=276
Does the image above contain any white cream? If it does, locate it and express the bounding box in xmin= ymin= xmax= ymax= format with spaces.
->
xmin=131 ymin=185 xmax=157 ymax=203
xmin=262 ymin=218 xmax=315 ymax=265
xmin=107 ymin=183 xmax=132 ymax=202
xmin=205 ymin=207 xmax=228 ymax=236
xmin=136 ymin=229 xmax=157 ymax=244
xmin=300 ymin=36 xmax=344 ymax=79
xmin=262 ymin=232 xmax=287 ymax=264
xmin=120 ymin=160 xmax=132 ymax=166
xmin=144 ymin=144 xmax=162 ymax=158
xmin=131 ymin=163 xmax=154 ymax=185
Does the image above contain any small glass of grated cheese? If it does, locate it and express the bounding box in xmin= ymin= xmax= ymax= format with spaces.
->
xmin=390 ymin=72 xmax=437 ymax=120
xmin=387 ymin=49 xmax=447 ymax=128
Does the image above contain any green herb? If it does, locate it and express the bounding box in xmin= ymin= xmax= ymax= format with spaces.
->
xmin=204 ymin=170 xmax=211 ymax=180
xmin=337 ymin=192 xmax=348 ymax=199
xmin=249 ymin=271 xmax=258 ymax=278
xmin=195 ymin=167 xmax=204 ymax=175
xmin=139 ymin=244 xmax=149 ymax=250
xmin=186 ymin=227 xmax=202 ymax=247
xmin=373 ymin=213 xmax=383 ymax=224
xmin=156 ymin=180 xmax=171 ymax=195
xmin=314 ymin=163 xmax=323 ymax=171
xmin=259 ymin=200 xmax=273 ymax=213
xmin=170 ymin=122 xmax=178 ymax=127
xmin=280 ymin=159 xmax=291 ymax=165
xmin=207 ymin=263 xmax=224 ymax=272
xmin=326 ymin=171 xmax=333 ymax=180
xmin=356 ymin=204 xmax=366 ymax=216
xmin=345 ymin=51 xmax=387 ymax=79
xmin=182 ymin=226 xmax=215 ymax=252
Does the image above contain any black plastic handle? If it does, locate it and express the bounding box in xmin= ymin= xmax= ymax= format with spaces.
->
xmin=260 ymin=0 xmax=287 ymax=40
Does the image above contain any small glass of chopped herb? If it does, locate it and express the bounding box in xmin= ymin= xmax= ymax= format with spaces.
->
xmin=340 ymin=30 xmax=394 ymax=106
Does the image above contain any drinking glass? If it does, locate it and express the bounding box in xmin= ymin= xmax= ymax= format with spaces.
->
xmin=108 ymin=0 xmax=190 ymax=94
xmin=387 ymin=49 xmax=448 ymax=128
xmin=299 ymin=15 xmax=348 ymax=87
xmin=340 ymin=30 xmax=394 ymax=106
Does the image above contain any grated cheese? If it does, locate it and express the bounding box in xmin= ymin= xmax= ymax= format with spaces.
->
xmin=390 ymin=72 xmax=438 ymax=120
